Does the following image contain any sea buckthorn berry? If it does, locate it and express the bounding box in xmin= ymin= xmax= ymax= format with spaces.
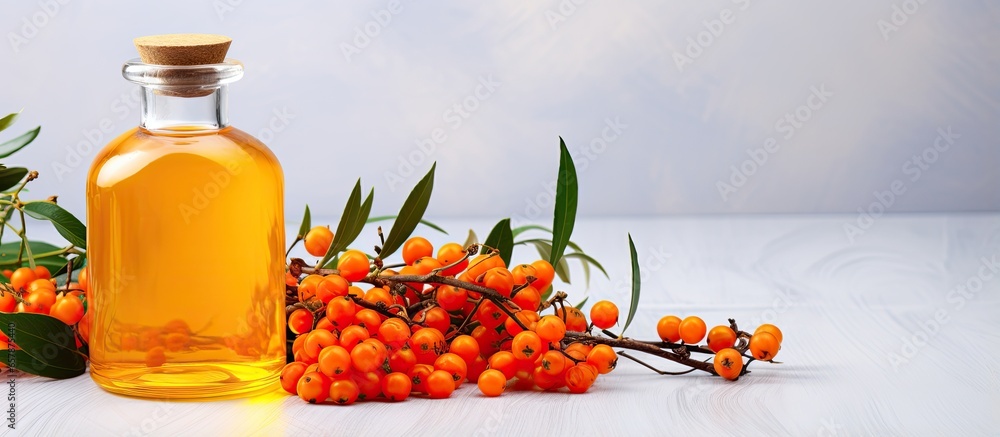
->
xmin=363 ymin=286 xmax=395 ymax=308
xmin=449 ymin=335 xmax=481 ymax=364
xmin=379 ymin=318 xmax=412 ymax=347
xmin=426 ymin=370 xmax=456 ymax=399
xmin=280 ymin=362 xmax=308 ymax=394
xmin=510 ymin=264 xmax=537 ymax=286
xmin=297 ymin=281 xmax=318 ymax=303
xmin=304 ymin=226 xmax=334 ymax=257
xmin=28 ymin=278 xmax=55 ymax=294
xmin=292 ymin=332 xmax=308 ymax=355
xmin=754 ymin=324 xmax=783 ymax=344
xmin=77 ymin=267 xmax=88 ymax=290
xmin=482 ymin=267 xmax=515 ymax=298
xmin=409 ymin=327 xmax=446 ymax=364
xmin=352 ymin=371 xmax=384 ymax=401
xmin=511 ymin=285 xmax=541 ymax=313
xmin=300 ymin=274 xmax=323 ymax=289
xmin=679 ymin=316 xmax=707 ymax=344
xmin=656 ymin=315 xmax=682 ymax=342
xmin=288 ymin=308 xmax=314 ymax=335
xmin=304 ymin=329 xmax=338 ymax=361
xmin=707 ymin=325 xmax=737 ymax=353
xmin=535 ymin=315 xmax=567 ymax=343
xmin=529 ymin=260 xmax=555 ymax=291
xmin=540 ymin=350 xmax=568 ymax=376
xmin=512 ymin=331 xmax=543 ymax=362
xmin=467 ymin=354 xmax=488 ymax=382
xmin=0 ymin=292 xmax=16 ymax=312
xmin=590 ymin=301 xmax=619 ymax=330
xmin=382 ymin=372 xmax=413 ymax=401
xmin=25 ymin=289 xmax=57 ymax=314
xmin=325 ymin=296 xmax=357 ymax=329
xmin=564 ymin=343 xmax=593 ymax=361
xmin=315 ymin=317 xmax=335 ymax=332
xmin=338 ymin=325 xmax=370 ymax=352
xmin=353 ymin=309 xmax=383 ymax=337
xmin=504 ymin=310 xmax=539 ymax=336
xmin=34 ymin=265 xmax=51 ymax=280
xmin=436 ymin=243 xmax=469 ymax=276
xmin=435 ymin=285 xmax=468 ymax=312
xmin=555 ymin=306 xmax=588 ymax=332
xmin=487 ymin=350 xmax=518 ymax=379
xmin=390 ymin=346 xmax=417 ymax=373
xmin=10 ymin=267 xmax=37 ymax=293
xmin=50 ymin=295 xmax=85 ymax=325
xmin=409 ymin=364 xmax=434 ymax=393
xmin=749 ymin=331 xmax=780 ymax=361
xmin=477 ymin=369 xmax=507 ymax=397
xmin=434 ymin=353 xmax=468 ymax=388
xmin=164 ymin=332 xmax=189 ymax=352
xmin=714 ymin=348 xmax=744 ymax=380
xmin=328 ymin=379 xmax=360 ymax=405
xmin=418 ymin=306 xmax=451 ymax=334
xmin=402 ymin=236 xmax=434 ymax=266
xmin=465 ymin=254 xmax=505 ymax=283
xmin=564 ymin=363 xmax=598 ymax=394
xmin=316 ymin=275 xmax=350 ymax=303
xmin=298 ymin=372 xmax=332 ymax=404
xmin=351 ymin=339 xmax=388 ymax=373
xmin=533 ymin=366 xmax=562 ymax=390
xmin=337 ymin=249 xmax=371 ymax=282
xmin=476 ymin=300 xmax=507 ymax=329
xmin=586 ymin=344 xmax=618 ymax=374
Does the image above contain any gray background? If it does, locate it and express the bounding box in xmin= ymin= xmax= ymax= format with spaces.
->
xmin=2 ymin=1 xmax=998 ymax=222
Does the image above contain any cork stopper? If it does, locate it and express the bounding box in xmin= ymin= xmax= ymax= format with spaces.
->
xmin=134 ymin=34 xmax=232 ymax=66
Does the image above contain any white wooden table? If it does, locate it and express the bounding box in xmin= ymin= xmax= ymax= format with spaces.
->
xmin=10 ymin=214 xmax=1000 ymax=436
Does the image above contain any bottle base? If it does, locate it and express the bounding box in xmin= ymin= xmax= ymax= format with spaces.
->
xmin=90 ymin=358 xmax=284 ymax=400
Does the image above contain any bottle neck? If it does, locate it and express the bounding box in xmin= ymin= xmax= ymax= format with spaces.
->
xmin=140 ymin=86 xmax=229 ymax=132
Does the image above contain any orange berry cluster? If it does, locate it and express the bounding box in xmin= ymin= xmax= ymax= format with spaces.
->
xmin=656 ymin=315 xmax=783 ymax=380
xmin=282 ymin=232 xmax=626 ymax=403
xmin=1 ymin=265 xmax=87 ymax=325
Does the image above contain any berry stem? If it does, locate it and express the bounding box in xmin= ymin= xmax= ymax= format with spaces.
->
xmin=563 ymin=331 xmax=717 ymax=375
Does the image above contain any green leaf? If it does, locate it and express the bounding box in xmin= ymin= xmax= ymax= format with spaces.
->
xmin=620 ymin=234 xmax=641 ymax=337
xmin=0 ymin=126 xmax=41 ymax=159
xmin=0 ymin=166 xmax=28 ymax=192
xmin=526 ymin=239 xmax=570 ymax=283
xmin=296 ymin=204 xmax=311 ymax=240
xmin=562 ymin=252 xmax=610 ymax=280
xmin=574 ymin=296 xmax=589 ymax=310
xmin=482 ymin=218 xmax=514 ymax=266
xmin=511 ymin=224 xmax=552 ymax=238
xmin=463 ymin=229 xmax=478 ymax=248
xmin=0 ymin=241 xmax=64 ymax=269
xmin=367 ymin=215 xmax=448 ymax=235
xmin=549 ymin=137 xmax=578 ymax=268
xmin=379 ymin=163 xmax=435 ymax=259
xmin=0 ymin=112 xmax=19 ymax=133
xmin=21 ymin=201 xmax=87 ymax=248
xmin=0 ymin=312 xmax=87 ymax=379
xmin=319 ymin=183 xmax=375 ymax=268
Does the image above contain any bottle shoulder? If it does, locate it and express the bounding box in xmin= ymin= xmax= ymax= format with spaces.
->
xmin=88 ymin=126 xmax=282 ymax=188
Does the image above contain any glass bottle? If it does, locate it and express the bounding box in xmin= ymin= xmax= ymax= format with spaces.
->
xmin=86 ymin=35 xmax=286 ymax=399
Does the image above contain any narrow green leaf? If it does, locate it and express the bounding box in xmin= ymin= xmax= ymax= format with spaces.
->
xmin=563 ymin=252 xmax=610 ymax=280
xmin=482 ymin=218 xmax=514 ymax=266
xmin=0 ymin=112 xmax=19 ymax=133
xmin=540 ymin=285 xmax=553 ymax=301
xmin=574 ymin=296 xmax=589 ymax=310
xmin=463 ymin=229 xmax=478 ymax=248
xmin=367 ymin=215 xmax=448 ymax=235
xmin=21 ymin=201 xmax=87 ymax=248
xmin=0 ymin=126 xmax=41 ymax=159
xmin=0 ymin=240 xmax=61 ymax=260
xmin=0 ymin=312 xmax=87 ymax=379
xmin=319 ymin=179 xmax=363 ymax=267
xmin=296 ymin=204 xmax=311 ymax=239
xmin=0 ymin=167 xmax=28 ymax=192
xmin=527 ymin=239 xmax=570 ymax=283
xmin=511 ymin=224 xmax=552 ymax=238
xmin=343 ymin=188 xmax=375 ymax=251
xmin=621 ymin=234 xmax=641 ymax=337
xmin=380 ymin=163 xmax=435 ymax=258
xmin=549 ymin=137 xmax=578 ymax=268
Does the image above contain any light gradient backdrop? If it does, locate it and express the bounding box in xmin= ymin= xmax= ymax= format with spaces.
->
xmin=2 ymin=1 xmax=998 ymax=223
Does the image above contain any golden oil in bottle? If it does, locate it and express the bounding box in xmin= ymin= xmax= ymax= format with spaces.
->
xmin=86 ymin=34 xmax=285 ymax=399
